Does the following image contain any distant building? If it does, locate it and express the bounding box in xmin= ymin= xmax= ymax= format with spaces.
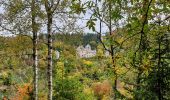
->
xmin=76 ymin=44 xmax=111 ymax=58
xmin=76 ymin=44 xmax=96 ymax=58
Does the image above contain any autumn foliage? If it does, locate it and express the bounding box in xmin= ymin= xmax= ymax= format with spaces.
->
xmin=2 ymin=96 xmax=8 ymax=100
xmin=92 ymin=80 xmax=112 ymax=99
xmin=11 ymin=83 xmax=33 ymax=100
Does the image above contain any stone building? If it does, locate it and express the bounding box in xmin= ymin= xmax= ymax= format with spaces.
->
xmin=76 ymin=44 xmax=96 ymax=58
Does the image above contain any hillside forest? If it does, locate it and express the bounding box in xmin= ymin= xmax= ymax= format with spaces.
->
xmin=0 ymin=0 xmax=170 ymax=100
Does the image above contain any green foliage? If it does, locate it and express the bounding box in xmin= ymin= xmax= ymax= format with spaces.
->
xmin=0 ymin=0 xmax=170 ymax=99
xmin=70 ymin=0 xmax=86 ymax=14
xmin=86 ymin=19 xmax=96 ymax=31
xmin=54 ymin=77 xmax=83 ymax=100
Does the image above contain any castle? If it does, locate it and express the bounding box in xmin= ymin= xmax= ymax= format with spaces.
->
xmin=76 ymin=44 xmax=96 ymax=58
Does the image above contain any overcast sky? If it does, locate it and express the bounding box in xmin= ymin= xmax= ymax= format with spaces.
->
xmin=0 ymin=2 xmax=108 ymax=36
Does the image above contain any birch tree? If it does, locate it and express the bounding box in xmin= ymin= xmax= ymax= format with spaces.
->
xmin=0 ymin=0 xmax=41 ymax=99
xmin=43 ymin=0 xmax=60 ymax=99
xmin=31 ymin=0 xmax=39 ymax=99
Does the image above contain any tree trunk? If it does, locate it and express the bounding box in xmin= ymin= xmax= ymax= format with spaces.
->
xmin=31 ymin=0 xmax=38 ymax=99
xmin=136 ymin=0 xmax=151 ymax=99
xmin=47 ymin=12 xmax=53 ymax=100
xmin=108 ymin=1 xmax=117 ymax=99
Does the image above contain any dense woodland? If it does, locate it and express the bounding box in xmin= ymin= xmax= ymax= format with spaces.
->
xmin=0 ymin=0 xmax=170 ymax=100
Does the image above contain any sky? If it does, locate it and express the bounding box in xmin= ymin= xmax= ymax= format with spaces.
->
xmin=0 ymin=8 xmax=3 ymax=13
xmin=0 ymin=2 xmax=108 ymax=36
xmin=76 ymin=10 xmax=108 ymax=34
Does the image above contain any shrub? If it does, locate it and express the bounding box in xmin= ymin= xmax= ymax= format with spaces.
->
xmin=92 ymin=80 xmax=112 ymax=99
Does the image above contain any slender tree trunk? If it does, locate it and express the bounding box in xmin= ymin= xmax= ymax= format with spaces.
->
xmin=136 ymin=0 xmax=151 ymax=98
xmin=44 ymin=0 xmax=60 ymax=99
xmin=47 ymin=12 xmax=53 ymax=100
xmin=136 ymin=33 xmax=144 ymax=94
xmin=108 ymin=1 xmax=117 ymax=99
xmin=31 ymin=0 xmax=38 ymax=99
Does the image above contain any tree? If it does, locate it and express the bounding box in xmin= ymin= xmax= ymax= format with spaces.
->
xmin=43 ymin=0 xmax=85 ymax=99
xmin=0 ymin=0 xmax=42 ymax=99
xmin=86 ymin=0 xmax=126 ymax=98
xmin=43 ymin=0 xmax=61 ymax=99
xmin=31 ymin=0 xmax=39 ymax=99
xmin=134 ymin=0 xmax=152 ymax=98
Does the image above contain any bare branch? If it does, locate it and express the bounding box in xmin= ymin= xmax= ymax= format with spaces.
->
xmin=52 ymin=0 xmax=61 ymax=13
xmin=0 ymin=24 xmax=33 ymax=40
